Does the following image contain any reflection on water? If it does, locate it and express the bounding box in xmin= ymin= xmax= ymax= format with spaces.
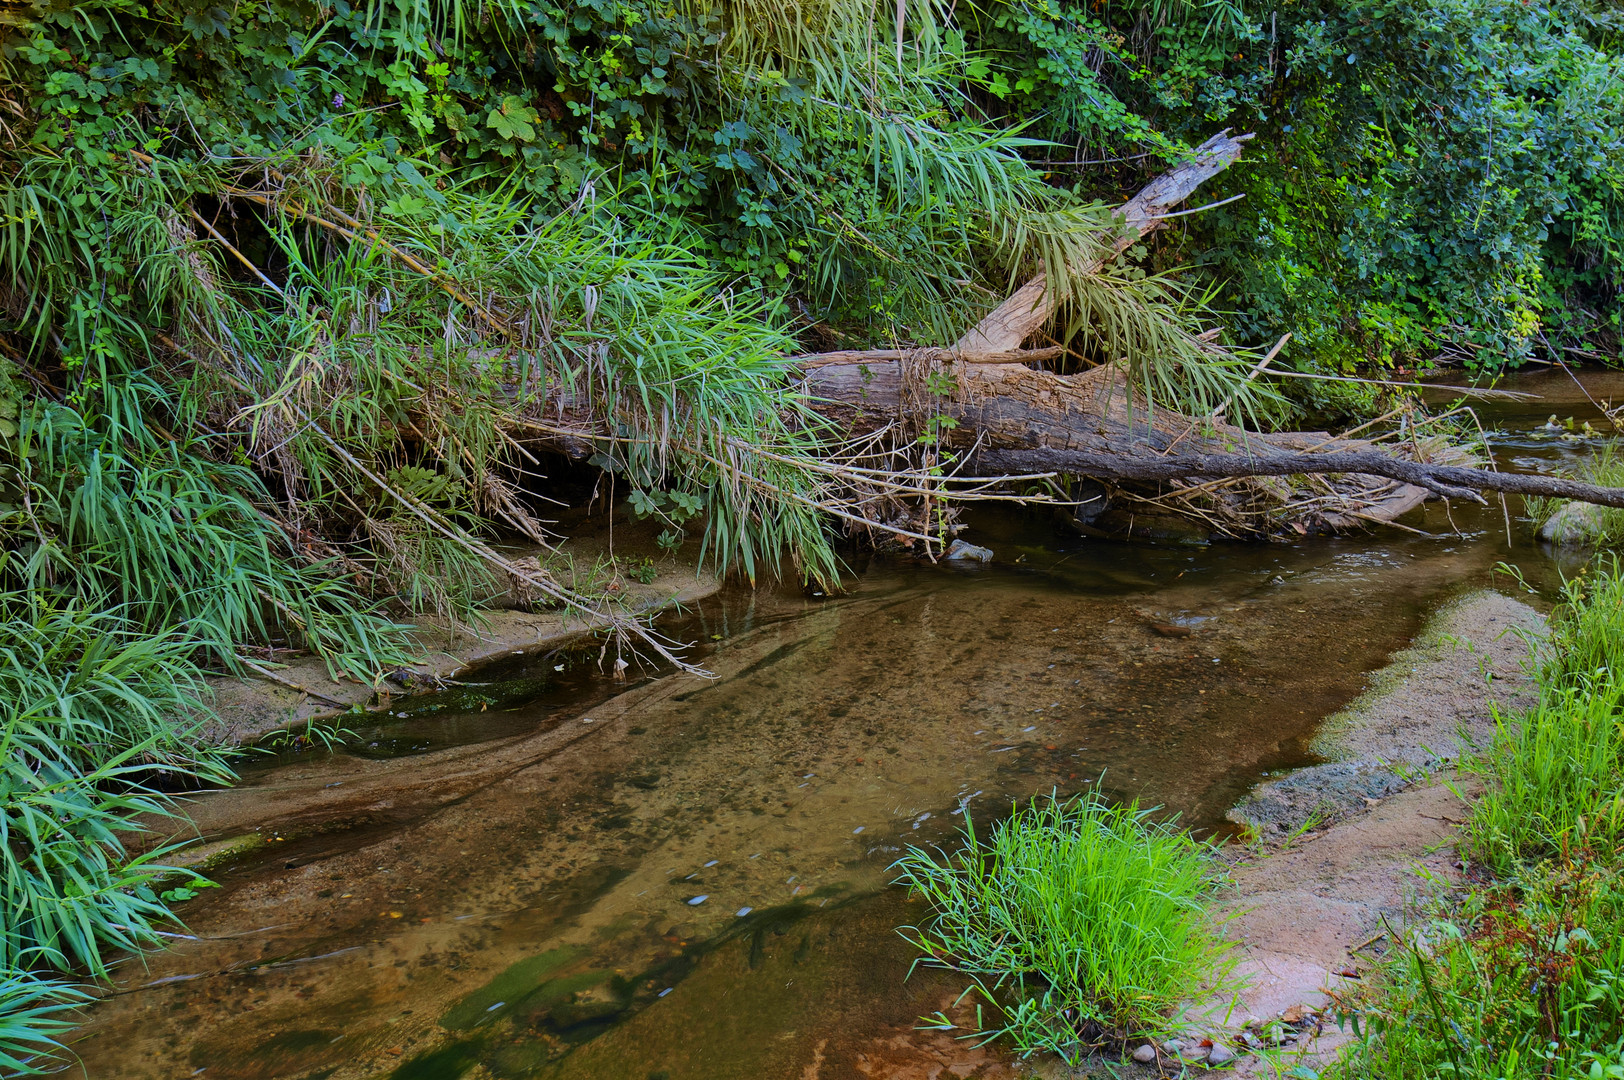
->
xmin=69 ymin=371 xmax=1615 ymax=1080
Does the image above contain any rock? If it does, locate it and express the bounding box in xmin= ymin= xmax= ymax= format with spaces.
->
xmin=1228 ymin=759 xmax=1407 ymax=835
xmin=1207 ymin=1044 xmax=1236 ymax=1066
xmin=945 ymin=539 xmax=994 ymax=562
xmin=1539 ymin=501 xmax=1607 ymax=546
xmin=1131 ymin=1044 xmax=1157 ymax=1064
xmin=1179 ymin=1042 xmax=1209 ymax=1062
xmin=1162 ymin=1039 xmax=1183 ymax=1054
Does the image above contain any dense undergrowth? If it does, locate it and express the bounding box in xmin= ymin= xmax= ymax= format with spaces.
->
xmin=1336 ymin=562 xmax=1624 ymax=1078
xmin=892 ymin=791 xmax=1235 ymax=1063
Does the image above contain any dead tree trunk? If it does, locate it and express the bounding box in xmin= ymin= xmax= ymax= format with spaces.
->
xmin=790 ymin=130 xmax=1255 ymax=368
xmin=788 ymin=129 xmax=1624 ymax=537
xmin=976 ymin=447 xmax=1624 ymax=509
xmin=953 ymin=130 xmax=1254 ymax=358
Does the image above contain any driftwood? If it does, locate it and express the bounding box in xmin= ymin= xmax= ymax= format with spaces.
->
xmin=799 ymin=358 xmax=1475 ymax=536
xmin=954 ymin=130 xmax=1255 ymax=359
xmin=788 ymin=130 xmax=1255 ymax=368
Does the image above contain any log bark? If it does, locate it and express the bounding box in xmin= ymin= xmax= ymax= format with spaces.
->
xmin=975 ymin=448 xmax=1624 ymax=509
xmin=794 ymin=346 xmax=1064 ymax=368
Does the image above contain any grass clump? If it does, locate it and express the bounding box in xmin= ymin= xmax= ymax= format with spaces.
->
xmin=892 ymin=790 xmax=1235 ymax=1063
xmin=0 ymin=973 xmax=85 ymax=1077
xmin=1467 ymin=561 xmax=1624 ymax=876
xmin=0 ymin=589 xmax=235 ymax=1072
xmin=1337 ymin=559 xmax=1624 ymax=1078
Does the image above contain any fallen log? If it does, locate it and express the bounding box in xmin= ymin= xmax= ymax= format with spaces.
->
xmin=975 ymin=448 xmax=1624 ymax=509
xmin=792 ymin=346 xmax=1065 ymax=368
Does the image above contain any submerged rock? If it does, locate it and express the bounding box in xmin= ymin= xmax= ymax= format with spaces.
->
xmin=945 ymin=539 xmax=994 ymax=562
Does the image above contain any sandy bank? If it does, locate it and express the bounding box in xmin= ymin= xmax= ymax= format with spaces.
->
xmin=1199 ymin=590 xmax=1544 ymax=1074
xmin=1227 ymin=588 xmax=1543 ymax=836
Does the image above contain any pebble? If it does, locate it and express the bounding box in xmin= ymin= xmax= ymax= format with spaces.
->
xmin=1131 ymin=1044 xmax=1157 ymax=1064
xmin=1207 ymin=1044 xmax=1236 ymax=1066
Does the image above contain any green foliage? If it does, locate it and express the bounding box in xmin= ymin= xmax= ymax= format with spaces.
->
xmin=1340 ymin=559 xmax=1624 ymax=1077
xmin=1467 ymin=561 xmax=1624 ymax=873
xmin=0 ymin=590 xmax=234 ymax=978
xmin=1339 ymin=857 xmax=1624 ymax=1080
xmin=973 ymin=0 xmax=1624 ymax=375
xmin=5 ymin=402 xmax=416 ymax=679
xmin=0 ymin=589 xmax=235 ymax=1066
xmin=892 ymin=790 xmax=1235 ymax=1061
xmin=0 ymin=972 xmax=85 ymax=1077
xmin=1191 ymin=0 xmax=1624 ymax=372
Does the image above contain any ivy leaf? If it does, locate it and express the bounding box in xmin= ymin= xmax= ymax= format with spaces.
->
xmin=181 ymin=7 xmax=230 ymax=40
xmin=487 ymin=95 xmax=540 ymax=143
xmin=628 ymin=489 xmax=665 ymax=517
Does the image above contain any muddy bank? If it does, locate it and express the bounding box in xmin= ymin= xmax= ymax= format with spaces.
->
xmin=202 ymin=549 xmax=721 ymax=747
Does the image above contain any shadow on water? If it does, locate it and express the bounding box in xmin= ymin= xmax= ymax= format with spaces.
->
xmin=68 ymin=370 xmax=1622 ymax=1080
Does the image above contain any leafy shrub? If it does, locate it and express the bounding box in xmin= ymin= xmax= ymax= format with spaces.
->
xmin=1340 ymin=854 xmax=1624 ymax=1080
xmin=892 ymin=790 xmax=1234 ymax=1062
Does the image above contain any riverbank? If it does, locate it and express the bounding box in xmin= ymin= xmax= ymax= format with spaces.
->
xmin=1203 ymin=590 xmax=1545 ymax=1073
xmin=200 ymin=528 xmax=723 ymax=747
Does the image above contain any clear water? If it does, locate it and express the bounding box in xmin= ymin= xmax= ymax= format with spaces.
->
xmin=66 ymin=370 xmax=1619 ymax=1080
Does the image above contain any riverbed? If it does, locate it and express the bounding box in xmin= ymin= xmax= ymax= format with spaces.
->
xmin=65 ymin=369 xmax=1622 ymax=1079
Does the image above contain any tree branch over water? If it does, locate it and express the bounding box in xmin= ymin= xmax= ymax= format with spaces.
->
xmin=976 ymin=448 xmax=1624 ymax=509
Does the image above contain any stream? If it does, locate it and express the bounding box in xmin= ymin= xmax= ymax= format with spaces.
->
xmin=67 ymin=369 xmax=1624 ymax=1080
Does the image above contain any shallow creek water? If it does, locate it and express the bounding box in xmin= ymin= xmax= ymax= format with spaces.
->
xmin=68 ymin=370 xmax=1622 ymax=1080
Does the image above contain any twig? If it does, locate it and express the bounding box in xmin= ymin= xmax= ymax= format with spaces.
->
xmin=186 ymin=208 xmax=289 ymax=302
xmin=1351 ymin=930 xmax=1388 ymax=955
xmin=236 ymin=658 xmax=349 ymax=707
